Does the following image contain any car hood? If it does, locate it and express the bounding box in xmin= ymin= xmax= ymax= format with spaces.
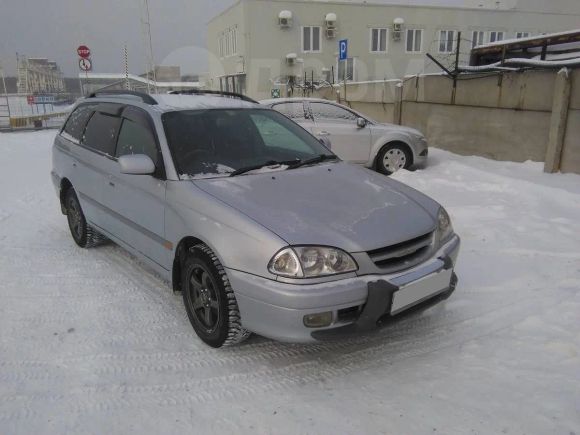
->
xmin=192 ymin=162 xmax=437 ymax=252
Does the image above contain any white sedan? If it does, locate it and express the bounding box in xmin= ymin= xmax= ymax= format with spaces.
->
xmin=261 ymin=97 xmax=428 ymax=174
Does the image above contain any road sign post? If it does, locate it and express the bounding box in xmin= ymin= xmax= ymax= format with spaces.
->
xmin=339 ymin=39 xmax=348 ymax=102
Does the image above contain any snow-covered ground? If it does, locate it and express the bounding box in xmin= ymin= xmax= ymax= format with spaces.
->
xmin=1 ymin=131 xmax=579 ymax=435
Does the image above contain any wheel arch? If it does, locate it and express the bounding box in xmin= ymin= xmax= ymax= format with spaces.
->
xmin=373 ymin=140 xmax=414 ymax=170
xmin=172 ymin=236 xmax=209 ymax=293
xmin=59 ymin=177 xmax=73 ymax=214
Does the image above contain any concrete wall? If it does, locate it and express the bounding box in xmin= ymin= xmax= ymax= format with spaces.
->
xmin=312 ymin=69 xmax=580 ymax=174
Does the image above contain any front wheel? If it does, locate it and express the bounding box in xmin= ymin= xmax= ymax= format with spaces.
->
xmin=182 ymin=244 xmax=250 ymax=348
xmin=377 ymin=143 xmax=412 ymax=175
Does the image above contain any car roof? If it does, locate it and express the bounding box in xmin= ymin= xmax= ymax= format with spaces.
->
xmin=78 ymin=93 xmax=263 ymax=114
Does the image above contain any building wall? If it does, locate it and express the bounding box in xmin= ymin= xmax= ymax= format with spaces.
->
xmin=208 ymin=0 xmax=580 ymax=100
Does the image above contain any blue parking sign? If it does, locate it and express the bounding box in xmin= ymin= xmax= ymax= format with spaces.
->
xmin=339 ymin=39 xmax=348 ymax=60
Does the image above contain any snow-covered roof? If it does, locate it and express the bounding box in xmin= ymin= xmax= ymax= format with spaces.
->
xmin=152 ymin=94 xmax=260 ymax=111
xmin=476 ymin=29 xmax=580 ymax=50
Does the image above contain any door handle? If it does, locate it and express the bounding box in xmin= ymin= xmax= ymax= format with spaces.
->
xmin=317 ymin=131 xmax=330 ymax=136
xmin=72 ymin=161 xmax=77 ymax=167
xmin=108 ymin=181 xmax=115 ymax=187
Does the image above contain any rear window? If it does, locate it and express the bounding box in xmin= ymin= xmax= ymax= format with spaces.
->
xmin=62 ymin=104 xmax=96 ymax=142
xmin=81 ymin=112 xmax=121 ymax=156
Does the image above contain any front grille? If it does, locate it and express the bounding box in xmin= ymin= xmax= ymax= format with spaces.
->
xmin=367 ymin=231 xmax=434 ymax=273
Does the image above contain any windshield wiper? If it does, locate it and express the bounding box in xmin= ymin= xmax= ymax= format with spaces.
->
xmin=288 ymin=154 xmax=338 ymax=170
xmin=229 ymin=159 xmax=299 ymax=177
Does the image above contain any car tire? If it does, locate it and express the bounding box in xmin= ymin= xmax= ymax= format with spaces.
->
xmin=377 ymin=142 xmax=412 ymax=175
xmin=182 ymin=244 xmax=251 ymax=348
xmin=65 ymin=188 xmax=107 ymax=248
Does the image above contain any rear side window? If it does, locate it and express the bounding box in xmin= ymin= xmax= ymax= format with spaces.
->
xmin=309 ymin=102 xmax=356 ymax=121
xmin=62 ymin=104 xmax=96 ymax=142
xmin=272 ymin=102 xmax=307 ymax=121
xmin=82 ymin=112 xmax=121 ymax=156
xmin=116 ymin=118 xmax=158 ymax=165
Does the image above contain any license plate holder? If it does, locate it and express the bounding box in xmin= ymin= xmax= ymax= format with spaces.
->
xmin=390 ymin=269 xmax=453 ymax=315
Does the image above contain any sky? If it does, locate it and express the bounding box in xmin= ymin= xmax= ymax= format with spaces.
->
xmin=0 ymin=0 xmax=234 ymax=77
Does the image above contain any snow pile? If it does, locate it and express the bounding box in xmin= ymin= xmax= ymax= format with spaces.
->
xmin=0 ymin=131 xmax=579 ymax=434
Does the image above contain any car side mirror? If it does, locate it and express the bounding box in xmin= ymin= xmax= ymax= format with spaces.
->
xmin=356 ymin=117 xmax=367 ymax=128
xmin=118 ymin=154 xmax=155 ymax=175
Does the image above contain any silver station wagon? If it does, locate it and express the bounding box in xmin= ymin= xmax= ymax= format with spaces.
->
xmin=51 ymin=90 xmax=460 ymax=348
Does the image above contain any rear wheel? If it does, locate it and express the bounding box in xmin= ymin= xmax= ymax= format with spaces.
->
xmin=182 ymin=244 xmax=250 ymax=347
xmin=65 ymin=188 xmax=106 ymax=248
xmin=377 ymin=142 xmax=412 ymax=175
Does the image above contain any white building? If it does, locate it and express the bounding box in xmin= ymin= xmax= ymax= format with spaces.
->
xmin=16 ymin=56 xmax=65 ymax=94
xmin=207 ymin=0 xmax=580 ymax=99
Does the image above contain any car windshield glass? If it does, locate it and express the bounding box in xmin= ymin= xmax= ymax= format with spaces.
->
xmin=162 ymin=109 xmax=334 ymax=179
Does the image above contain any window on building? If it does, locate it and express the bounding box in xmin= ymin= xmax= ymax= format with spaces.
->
xmin=489 ymin=31 xmax=504 ymax=43
xmin=406 ymin=29 xmax=423 ymax=53
xmin=232 ymin=27 xmax=237 ymax=55
xmin=370 ymin=28 xmax=388 ymax=52
xmin=303 ymin=26 xmax=321 ymax=52
xmin=218 ymin=34 xmax=224 ymax=57
xmin=472 ymin=31 xmax=486 ymax=48
xmin=516 ymin=31 xmax=530 ymax=39
xmin=82 ymin=112 xmax=122 ymax=156
xmin=337 ymin=58 xmax=355 ymax=81
xmin=439 ymin=30 xmax=455 ymax=53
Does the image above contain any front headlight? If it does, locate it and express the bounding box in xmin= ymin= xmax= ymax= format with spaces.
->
xmin=437 ymin=207 xmax=454 ymax=244
xmin=268 ymin=246 xmax=358 ymax=278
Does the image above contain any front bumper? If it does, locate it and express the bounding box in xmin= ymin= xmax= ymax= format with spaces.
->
xmin=230 ymin=235 xmax=460 ymax=343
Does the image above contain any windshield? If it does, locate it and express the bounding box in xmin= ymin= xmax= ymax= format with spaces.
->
xmin=162 ymin=108 xmax=335 ymax=178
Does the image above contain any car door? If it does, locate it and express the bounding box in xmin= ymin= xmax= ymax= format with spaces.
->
xmin=270 ymin=101 xmax=314 ymax=133
xmin=70 ymin=103 xmax=122 ymax=229
xmin=307 ymin=101 xmax=372 ymax=163
xmin=100 ymin=106 xmax=169 ymax=269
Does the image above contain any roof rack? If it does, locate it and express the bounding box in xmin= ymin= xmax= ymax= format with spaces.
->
xmin=87 ymin=90 xmax=158 ymax=105
xmin=168 ymin=89 xmax=258 ymax=104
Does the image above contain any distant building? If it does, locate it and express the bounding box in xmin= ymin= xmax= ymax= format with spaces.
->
xmin=79 ymin=65 xmax=200 ymax=95
xmin=207 ymin=0 xmax=580 ymax=99
xmin=16 ymin=55 xmax=65 ymax=94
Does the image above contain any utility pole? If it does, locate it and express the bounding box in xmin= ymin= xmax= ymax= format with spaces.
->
xmin=124 ymin=45 xmax=130 ymax=90
xmin=142 ymin=0 xmax=157 ymax=94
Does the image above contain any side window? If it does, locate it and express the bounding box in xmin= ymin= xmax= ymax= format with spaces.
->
xmin=309 ymin=103 xmax=356 ymax=122
xmin=62 ymin=104 xmax=96 ymax=142
xmin=251 ymin=113 xmax=311 ymax=154
xmin=116 ymin=118 xmax=158 ymax=165
xmin=272 ymin=102 xmax=307 ymax=121
xmin=82 ymin=112 xmax=121 ymax=156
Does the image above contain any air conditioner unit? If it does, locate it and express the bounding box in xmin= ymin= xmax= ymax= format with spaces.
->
xmin=393 ymin=17 xmax=404 ymax=41
xmin=286 ymin=53 xmax=297 ymax=66
xmin=278 ymin=10 xmax=293 ymax=28
xmin=326 ymin=28 xmax=337 ymax=39
xmin=325 ymin=12 xmax=337 ymax=29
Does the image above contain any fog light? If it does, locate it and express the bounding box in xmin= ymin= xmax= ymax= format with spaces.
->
xmin=303 ymin=311 xmax=333 ymax=328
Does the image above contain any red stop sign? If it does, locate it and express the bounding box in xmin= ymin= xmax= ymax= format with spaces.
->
xmin=77 ymin=45 xmax=91 ymax=58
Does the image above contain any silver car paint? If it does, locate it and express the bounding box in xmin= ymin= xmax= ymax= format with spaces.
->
xmin=261 ymin=98 xmax=428 ymax=168
xmin=193 ymin=161 xmax=438 ymax=253
xmin=52 ymin=94 xmax=458 ymax=342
